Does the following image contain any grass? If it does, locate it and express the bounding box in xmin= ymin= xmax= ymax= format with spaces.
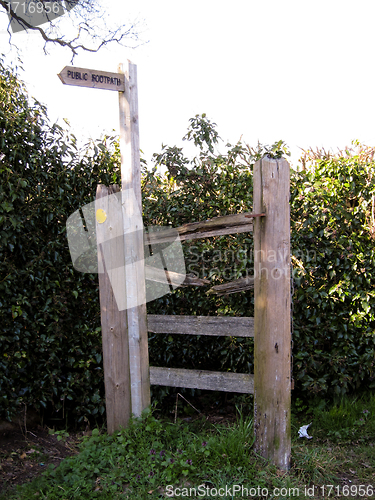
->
xmin=1 ymin=393 xmax=375 ymax=500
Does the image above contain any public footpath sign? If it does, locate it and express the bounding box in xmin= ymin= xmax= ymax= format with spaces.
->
xmin=58 ymin=66 xmax=125 ymax=92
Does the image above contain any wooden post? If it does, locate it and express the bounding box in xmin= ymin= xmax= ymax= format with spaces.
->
xmin=253 ymin=156 xmax=291 ymax=470
xmin=118 ymin=61 xmax=150 ymax=416
xmin=96 ymin=185 xmax=131 ymax=434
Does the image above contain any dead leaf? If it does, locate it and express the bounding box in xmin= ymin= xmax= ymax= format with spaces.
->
xmin=20 ymin=452 xmax=27 ymax=459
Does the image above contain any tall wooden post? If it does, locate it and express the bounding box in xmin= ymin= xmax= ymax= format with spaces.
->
xmin=118 ymin=61 xmax=150 ymax=417
xmin=253 ymin=156 xmax=291 ymax=470
xmin=96 ymin=185 xmax=131 ymax=434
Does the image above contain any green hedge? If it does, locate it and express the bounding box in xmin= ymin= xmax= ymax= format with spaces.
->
xmin=291 ymin=150 xmax=375 ymax=395
xmin=0 ymin=60 xmax=121 ymax=422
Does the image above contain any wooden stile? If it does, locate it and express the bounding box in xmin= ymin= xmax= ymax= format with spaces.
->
xmin=63 ymin=61 xmax=291 ymax=469
xmin=91 ymin=63 xmax=291 ymax=471
xmin=253 ymin=156 xmax=291 ymax=470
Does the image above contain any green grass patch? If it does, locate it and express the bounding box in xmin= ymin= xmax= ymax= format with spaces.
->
xmin=311 ymin=393 xmax=375 ymax=444
xmin=1 ymin=395 xmax=375 ymax=500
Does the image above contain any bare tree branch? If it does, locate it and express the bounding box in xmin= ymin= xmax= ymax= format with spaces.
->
xmin=0 ymin=0 xmax=145 ymax=61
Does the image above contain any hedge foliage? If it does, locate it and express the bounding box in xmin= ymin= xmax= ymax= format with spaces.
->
xmin=0 ymin=59 xmax=120 ymax=422
xmin=291 ymin=147 xmax=375 ymax=395
xmin=1 ymin=62 xmax=374 ymax=423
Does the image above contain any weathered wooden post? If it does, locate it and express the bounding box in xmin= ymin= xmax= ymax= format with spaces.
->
xmin=253 ymin=156 xmax=291 ymax=470
xmin=96 ymin=185 xmax=131 ymax=434
xmin=118 ymin=62 xmax=150 ymax=417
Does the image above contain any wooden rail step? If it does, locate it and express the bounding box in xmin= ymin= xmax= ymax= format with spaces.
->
xmin=147 ymin=315 xmax=254 ymax=337
xmin=150 ymin=367 xmax=254 ymax=394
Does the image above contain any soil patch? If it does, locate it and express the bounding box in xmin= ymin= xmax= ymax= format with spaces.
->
xmin=0 ymin=426 xmax=81 ymax=495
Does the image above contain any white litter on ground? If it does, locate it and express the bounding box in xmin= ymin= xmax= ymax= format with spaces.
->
xmin=298 ymin=423 xmax=313 ymax=439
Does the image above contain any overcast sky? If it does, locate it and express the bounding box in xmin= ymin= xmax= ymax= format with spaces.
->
xmin=2 ymin=0 xmax=375 ymax=168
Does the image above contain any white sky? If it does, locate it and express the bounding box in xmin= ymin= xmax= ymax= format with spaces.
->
xmin=1 ymin=0 xmax=375 ymax=169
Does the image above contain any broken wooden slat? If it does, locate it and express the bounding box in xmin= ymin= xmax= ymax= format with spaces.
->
xmin=181 ymin=273 xmax=210 ymax=286
xmin=207 ymin=276 xmax=255 ymax=295
xmin=150 ymin=367 xmax=254 ymax=394
xmin=175 ymin=212 xmax=261 ymax=235
xmin=147 ymin=315 xmax=254 ymax=337
xmin=145 ymin=267 xmax=210 ymax=287
xmin=144 ymin=212 xmax=264 ymax=245
xmin=178 ymin=224 xmax=252 ymax=242
xmin=144 ymin=223 xmax=252 ymax=245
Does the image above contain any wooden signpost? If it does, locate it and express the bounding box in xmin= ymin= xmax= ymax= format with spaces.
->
xmin=59 ymin=61 xmax=150 ymax=433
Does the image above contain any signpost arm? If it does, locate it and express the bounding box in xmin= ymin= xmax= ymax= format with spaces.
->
xmin=118 ymin=61 xmax=150 ymax=417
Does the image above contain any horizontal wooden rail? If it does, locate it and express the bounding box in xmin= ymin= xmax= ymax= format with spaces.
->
xmin=207 ymin=276 xmax=254 ymax=296
xmin=145 ymin=212 xmax=265 ymax=245
xmin=150 ymin=367 xmax=254 ymax=394
xmin=147 ymin=315 xmax=254 ymax=337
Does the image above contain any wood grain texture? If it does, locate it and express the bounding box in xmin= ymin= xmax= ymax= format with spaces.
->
xmin=207 ymin=276 xmax=254 ymax=295
xmin=253 ymin=156 xmax=291 ymax=470
xmin=96 ymin=184 xmax=131 ymax=435
xmin=150 ymin=367 xmax=254 ymax=393
xmin=118 ymin=62 xmax=150 ymax=417
xmin=144 ymin=213 xmax=256 ymax=244
xmin=147 ymin=315 xmax=254 ymax=337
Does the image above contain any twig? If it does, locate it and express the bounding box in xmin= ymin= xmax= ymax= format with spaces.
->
xmin=174 ymin=392 xmax=202 ymax=424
